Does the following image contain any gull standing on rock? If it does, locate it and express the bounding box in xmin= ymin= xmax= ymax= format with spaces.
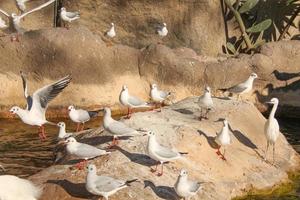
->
xmin=0 ymin=175 xmax=41 ymax=200
xmin=10 ymin=73 xmax=71 ymax=140
xmin=214 ymin=119 xmax=231 ymax=161
xmin=197 ymin=86 xmax=214 ymax=120
xmin=219 ymin=73 xmax=258 ymax=101
xmin=150 ymin=83 xmax=172 ymax=111
xmin=103 ymin=107 xmax=140 ymax=147
xmin=174 ymin=169 xmax=202 ymax=200
xmin=60 ymin=7 xmax=80 ymax=29
xmin=0 ymin=0 xmax=55 ymax=42
xmin=64 ymin=137 xmax=110 ymax=169
xmin=57 ymin=122 xmax=73 ymax=139
xmin=119 ymin=85 xmax=150 ymax=118
xmin=68 ymin=105 xmax=101 ymax=132
xmin=105 ymin=22 xmax=116 ymax=38
xmin=264 ymin=98 xmax=280 ymax=163
xmin=146 ymin=131 xmax=188 ymax=176
xmin=85 ymin=164 xmax=138 ymax=200
xmin=157 ymin=22 xmax=168 ymax=37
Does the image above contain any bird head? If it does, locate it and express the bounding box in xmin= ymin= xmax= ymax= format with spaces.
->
xmin=205 ymin=86 xmax=211 ymax=93
xmin=223 ymin=119 xmax=228 ymax=126
xmin=103 ymin=107 xmax=111 ymax=116
xmin=151 ymin=83 xmax=157 ymax=89
xmin=179 ymin=169 xmax=188 ymax=177
xmin=64 ymin=137 xmax=76 ymax=145
xmin=143 ymin=130 xmax=155 ymax=137
xmin=163 ymin=22 xmax=167 ymax=27
xmin=68 ymin=105 xmax=75 ymax=112
xmin=57 ymin=122 xmax=66 ymax=128
xmin=266 ymin=98 xmax=279 ymax=105
xmin=60 ymin=7 xmax=66 ymax=12
xmin=9 ymin=106 xmax=20 ymax=115
xmin=111 ymin=22 xmax=114 ymax=26
xmin=87 ymin=164 xmax=97 ymax=173
xmin=250 ymin=73 xmax=258 ymax=79
xmin=122 ymin=85 xmax=128 ymax=91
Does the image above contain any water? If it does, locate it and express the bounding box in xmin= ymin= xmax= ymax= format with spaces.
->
xmin=0 ymin=117 xmax=102 ymax=178
xmin=0 ymin=116 xmax=299 ymax=199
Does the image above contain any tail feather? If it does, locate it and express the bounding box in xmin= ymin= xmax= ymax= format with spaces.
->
xmin=179 ymin=152 xmax=188 ymax=155
xmin=125 ymin=179 xmax=139 ymax=186
xmin=88 ymin=110 xmax=101 ymax=118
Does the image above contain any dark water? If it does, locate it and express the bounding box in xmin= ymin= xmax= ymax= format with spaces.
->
xmin=0 ymin=117 xmax=102 ymax=178
xmin=0 ymin=117 xmax=299 ymax=199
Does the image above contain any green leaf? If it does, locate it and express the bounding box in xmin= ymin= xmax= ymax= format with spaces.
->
xmin=246 ymin=19 xmax=272 ymax=33
xmin=286 ymin=0 xmax=296 ymax=5
xmin=239 ymin=0 xmax=259 ymax=13
xmin=252 ymin=39 xmax=266 ymax=49
xmin=226 ymin=42 xmax=236 ymax=54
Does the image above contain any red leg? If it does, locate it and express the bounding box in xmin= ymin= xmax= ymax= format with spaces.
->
xmin=108 ymin=137 xmax=119 ymax=148
xmin=157 ymin=163 xmax=163 ymax=176
xmin=81 ymin=123 xmax=85 ymax=131
xmin=75 ymin=159 xmax=88 ymax=170
xmin=76 ymin=123 xmax=80 ymax=132
xmin=150 ymin=163 xmax=158 ymax=173
xmin=16 ymin=34 xmax=20 ymax=42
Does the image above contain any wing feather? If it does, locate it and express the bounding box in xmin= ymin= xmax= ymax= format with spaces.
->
xmin=95 ymin=176 xmax=125 ymax=192
xmin=19 ymin=0 xmax=55 ymax=19
xmin=154 ymin=144 xmax=179 ymax=159
xmin=0 ymin=9 xmax=10 ymax=17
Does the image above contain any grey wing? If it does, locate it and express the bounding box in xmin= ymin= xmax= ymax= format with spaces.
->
xmin=19 ymin=0 xmax=55 ymax=19
xmin=128 ymin=95 xmax=146 ymax=106
xmin=32 ymin=75 xmax=71 ymax=110
xmin=188 ymin=181 xmax=201 ymax=193
xmin=0 ymin=9 xmax=10 ymax=17
xmin=20 ymin=71 xmax=33 ymax=110
xmin=228 ymin=83 xmax=247 ymax=93
xmin=95 ymin=176 xmax=125 ymax=192
xmin=107 ymin=120 xmax=137 ymax=136
xmin=159 ymin=90 xmax=170 ymax=99
xmin=77 ymin=143 xmax=107 ymax=158
xmin=154 ymin=144 xmax=180 ymax=159
xmin=66 ymin=11 xmax=79 ymax=18
xmin=76 ymin=109 xmax=90 ymax=122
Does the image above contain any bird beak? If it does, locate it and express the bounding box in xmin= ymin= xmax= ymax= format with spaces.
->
xmin=265 ymin=101 xmax=273 ymax=104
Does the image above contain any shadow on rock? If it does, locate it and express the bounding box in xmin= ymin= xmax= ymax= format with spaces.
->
xmin=144 ymin=180 xmax=179 ymax=200
xmin=79 ymin=135 xmax=133 ymax=146
xmin=173 ymin=108 xmax=194 ymax=115
xmin=197 ymin=130 xmax=219 ymax=149
xmin=46 ymin=179 xmax=94 ymax=199
xmin=113 ymin=146 xmax=157 ymax=167
xmin=271 ymin=70 xmax=300 ymax=85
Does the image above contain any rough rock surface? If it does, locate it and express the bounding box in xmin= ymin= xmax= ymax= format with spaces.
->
xmin=0 ymin=28 xmax=299 ymax=118
xmin=29 ymin=97 xmax=300 ymax=200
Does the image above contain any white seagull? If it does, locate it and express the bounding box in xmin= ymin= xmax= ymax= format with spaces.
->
xmin=219 ymin=73 xmax=258 ymax=101
xmin=0 ymin=17 xmax=7 ymax=29
xmin=68 ymin=105 xmax=101 ymax=132
xmin=0 ymin=175 xmax=41 ymax=200
xmin=150 ymin=83 xmax=171 ymax=111
xmin=105 ymin=22 xmax=116 ymax=38
xmin=146 ymin=131 xmax=188 ymax=176
xmin=174 ymin=169 xmax=202 ymax=200
xmin=103 ymin=107 xmax=140 ymax=147
xmin=119 ymin=85 xmax=150 ymax=118
xmin=197 ymin=86 xmax=214 ymax=120
xmin=214 ymin=119 xmax=231 ymax=161
xmin=57 ymin=122 xmax=73 ymax=140
xmin=10 ymin=72 xmax=71 ymax=140
xmin=64 ymin=137 xmax=110 ymax=170
xmin=157 ymin=22 xmax=168 ymax=37
xmin=15 ymin=0 xmax=30 ymax=13
xmin=0 ymin=0 xmax=55 ymax=41
xmin=60 ymin=7 xmax=80 ymax=29
xmin=86 ymin=164 xmax=138 ymax=200
xmin=264 ymin=98 xmax=280 ymax=163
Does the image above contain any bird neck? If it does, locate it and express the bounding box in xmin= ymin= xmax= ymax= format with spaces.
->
xmin=58 ymin=127 xmax=66 ymax=137
xmin=87 ymin=171 xmax=97 ymax=182
xmin=147 ymin=135 xmax=157 ymax=148
xmin=103 ymin=114 xmax=113 ymax=127
xmin=269 ymin=103 xmax=278 ymax=119
xmin=245 ymin=77 xmax=255 ymax=86
xmin=203 ymin=91 xmax=211 ymax=99
xmin=222 ymin=124 xmax=229 ymax=135
xmin=15 ymin=108 xmax=28 ymax=119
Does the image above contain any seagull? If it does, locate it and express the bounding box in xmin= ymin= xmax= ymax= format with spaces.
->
xmin=15 ymin=0 xmax=30 ymax=13
xmin=105 ymin=23 xmax=116 ymax=38
xmin=0 ymin=0 xmax=55 ymax=42
xmin=214 ymin=119 xmax=231 ymax=161
xmin=219 ymin=73 xmax=258 ymax=101
xmin=60 ymin=7 xmax=80 ymax=29
xmin=150 ymin=83 xmax=171 ymax=111
xmin=57 ymin=122 xmax=73 ymax=140
xmin=174 ymin=169 xmax=202 ymax=200
xmin=64 ymin=137 xmax=110 ymax=170
xmin=10 ymin=72 xmax=71 ymax=140
xmin=68 ymin=105 xmax=101 ymax=132
xmin=264 ymin=98 xmax=280 ymax=163
xmin=0 ymin=17 xmax=7 ymax=29
xmin=157 ymin=22 xmax=168 ymax=37
xmin=103 ymin=107 xmax=140 ymax=147
xmin=0 ymin=175 xmax=41 ymax=200
xmin=197 ymin=86 xmax=214 ymax=120
xmin=119 ymin=85 xmax=150 ymax=118
xmin=146 ymin=131 xmax=188 ymax=176
xmin=86 ymin=164 xmax=138 ymax=200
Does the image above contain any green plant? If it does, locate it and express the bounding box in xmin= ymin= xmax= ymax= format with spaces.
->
xmin=224 ymin=0 xmax=272 ymax=54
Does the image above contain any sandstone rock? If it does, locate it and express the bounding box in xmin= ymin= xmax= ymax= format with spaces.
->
xmin=29 ymin=97 xmax=300 ymax=200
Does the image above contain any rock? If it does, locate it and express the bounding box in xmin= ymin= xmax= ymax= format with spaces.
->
xmin=29 ymin=97 xmax=300 ymax=200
